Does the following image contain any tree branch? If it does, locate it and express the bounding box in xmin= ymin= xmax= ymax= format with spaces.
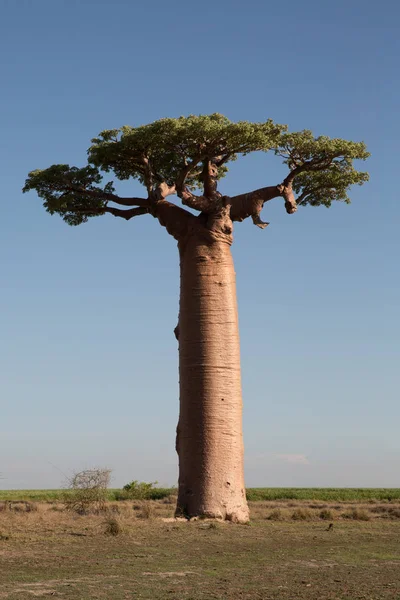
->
xmin=104 ymin=206 xmax=149 ymax=220
xmin=67 ymin=186 xmax=149 ymax=207
xmin=201 ymin=159 xmax=219 ymax=198
xmin=230 ymin=186 xmax=283 ymax=227
xmin=282 ymin=152 xmax=343 ymax=186
xmin=153 ymin=200 xmax=197 ymax=241
xmin=141 ymin=156 xmax=154 ymax=193
xmin=175 ymin=153 xmax=204 ymax=196
xmin=180 ymin=187 xmax=214 ymax=212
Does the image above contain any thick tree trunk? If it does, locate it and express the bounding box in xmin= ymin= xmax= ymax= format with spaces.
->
xmin=175 ymin=227 xmax=249 ymax=522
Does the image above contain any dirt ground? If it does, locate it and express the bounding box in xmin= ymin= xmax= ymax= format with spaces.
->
xmin=0 ymin=501 xmax=399 ymax=599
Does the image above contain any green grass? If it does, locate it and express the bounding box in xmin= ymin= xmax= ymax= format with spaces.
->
xmin=1 ymin=487 xmax=400 ymax=502
xmin=245 ymin=487 xmax=400 ymax=502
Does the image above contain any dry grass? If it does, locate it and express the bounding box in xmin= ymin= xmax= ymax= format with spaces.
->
xmin=0 ymin=501 xmax=399 ymax=600
xmin=342 ymin=507 xmax=371 ymax=521
xmin=1 ymin=498 xmax=399 ymax=530
xmin=103 ymin=516 xmax=122 ymax=536
xmin=137 ymin=501 xmax=155 ymax=519
xmin=291 ymin=508 xmax=314 ymax=521
xmin=249 ymin=499 xmax=400 ymax=523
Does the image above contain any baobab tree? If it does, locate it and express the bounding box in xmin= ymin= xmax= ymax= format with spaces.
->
xmin=24 ymin=114 xmax=369 ymax=522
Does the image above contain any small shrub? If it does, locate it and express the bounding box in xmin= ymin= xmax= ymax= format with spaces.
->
xmin=268 ymin=508 xmax=284 ymax=521
xmin=161 ymin=494 xmax=178 ymax=505
xmin=119 ymin=480 xmax=163 ymax=500
xmin=138 ymin=501 xmax=154 ymax=519
xmin=291 ymin=508 xmax=313 ymax=521
xmin=319 ymin=508 xmax=333 ymax=520
xmin=342 ymin=508 xmax=370 ymax=521
xmin=103 ymin=517 xmax=122 ymax=536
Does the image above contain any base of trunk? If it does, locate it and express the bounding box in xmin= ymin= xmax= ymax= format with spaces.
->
xmin=175 ymin=496 xmax=249 ymax=523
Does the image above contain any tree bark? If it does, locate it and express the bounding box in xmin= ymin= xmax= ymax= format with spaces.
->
xmin=175 ymin=225 xmax=249 ymax=523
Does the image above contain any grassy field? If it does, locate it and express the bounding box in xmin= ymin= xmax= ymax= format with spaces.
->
xmin=1 ymin=487 xmax=400 ymax=502
xmin=1 ymin=498 xmax=399 ymax=599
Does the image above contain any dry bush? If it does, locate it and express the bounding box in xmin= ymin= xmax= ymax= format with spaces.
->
xmin=342 ymin=507 xmax=371 ymax=521
xmin=63 ymin=468 xmax=111 ymax=514
xmin=291 ymin=508 xmax=313 ymax=521
xmin=319 ymin=508 xmax=334 ymax=520
xmin=138 ymin=501 xmax=154 ymax=519
xmin=267 ymin=508 xmax=285 ymax=521
xmin=161 ymin=494 xmax=178 ymax=505
xmin=1 ymin=501 xmax=38 ymax=513
xmin=370 ymin=505 xmax=400 ymax=519
xmin=103 ymin=516 xmax=122 ymax=536
xmin=106 ymin=503 xmax=121 ymax=515
xmin=370 ymin=505 xmax=390 ymax=514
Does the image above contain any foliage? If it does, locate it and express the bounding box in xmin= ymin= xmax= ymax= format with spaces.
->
xmin=88 ymin=114 xmax=285 ymax=187
xmin=23 ymin=113 xmax=369 ymax=225
xmin=117 ymin=480 xmax=161 ymax=501
xmin=22 ymin=165 xmax=111 ymax=225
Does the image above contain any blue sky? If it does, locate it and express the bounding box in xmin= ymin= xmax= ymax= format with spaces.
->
xmin=1 ymin=0 xmax=399 ymax=489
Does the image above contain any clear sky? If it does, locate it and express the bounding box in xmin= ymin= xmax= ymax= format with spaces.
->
xmin=1 ymin=0 xmax=399 ymax=490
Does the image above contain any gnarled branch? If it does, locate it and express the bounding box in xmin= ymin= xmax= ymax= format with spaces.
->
xmin=105 ymin=206 xmax=149 ymax=220
xmin=229 ymin=156 xmax=345 ymax=227
xmin=229 ymin=186 xmax=282 ymax=226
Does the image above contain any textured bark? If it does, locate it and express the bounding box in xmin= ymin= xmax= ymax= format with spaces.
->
xmin=175 ymin=223 xmax=249 ymax=523
xmin=230 ymin=184 xmax=297 ymax=226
